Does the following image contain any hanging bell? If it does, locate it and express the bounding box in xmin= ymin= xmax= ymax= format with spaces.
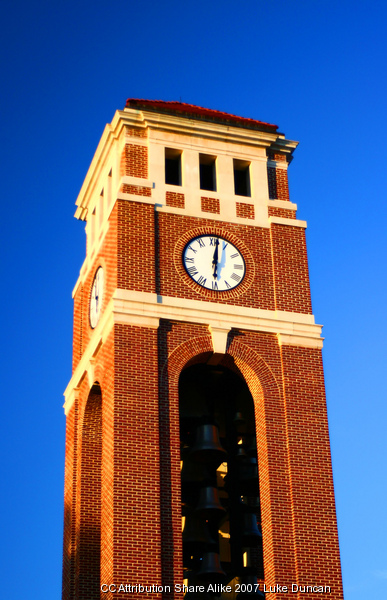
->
xmin=194 ymin=486 xmax=226 ymax=520
xmin=197 ymin=551 xmax=226 ymax=583
xmin=190 ymin=424 xmax=227 ymax=467
xmin=241 ymin=512 xmax=262 ymax=547
xmin=233 ymin=411 xmax=246 ymax=433
xmin=183 ymin=513 xmax=216 ymax=549
xmin=236 ymin=575 xmax=265 ymax=599
xmin=235 ymin=441 xmax=248 ymax=461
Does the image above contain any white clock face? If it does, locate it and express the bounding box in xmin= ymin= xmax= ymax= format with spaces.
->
xmin=90 ymin=267 xmax=104 ymax=328
xmin=183 ymin=235 xmax=245 ymax=291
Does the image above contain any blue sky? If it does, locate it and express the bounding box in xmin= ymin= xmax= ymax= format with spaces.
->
xmin=1 ymin=1 xmax=386 ymax=598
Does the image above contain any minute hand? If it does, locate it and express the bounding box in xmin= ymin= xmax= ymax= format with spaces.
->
xmin=212 ymin=238 xmax=219 ymax=279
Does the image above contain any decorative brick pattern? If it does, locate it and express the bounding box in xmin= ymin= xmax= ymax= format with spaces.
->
xmin=201 ymin=196 xmax=220 ymax=214
xmin=236 ymin=201 xmax=255 ymax=219
xmin=166 ymin=191 xmax=185 ymax=208
xmin=268 ymin=206 xmax=296 ymax=219
xmin=120 ymin=143 xmax=148 ymax=178
xmin=267 ymin=166 xmax=290 ymax=201
xmin=121 ymin=184 xmax=151 ymax=197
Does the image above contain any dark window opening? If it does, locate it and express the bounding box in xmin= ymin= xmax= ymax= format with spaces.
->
xmin=200 ymin=154 xmax=217 ymax=192
xmin=234 ymin=160 xmax=251 ymax=197
xmin=179 ymin=364 xmax=263 ymax=595
xmin=165 ymin=148 xmax=182 ymax=186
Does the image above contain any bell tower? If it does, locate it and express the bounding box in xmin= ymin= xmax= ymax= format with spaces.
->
xmin=62 ymin=100 xmax=343 ymax=600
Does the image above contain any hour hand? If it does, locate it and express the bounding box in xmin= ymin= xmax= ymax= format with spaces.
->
xmin=212 ymin=238 xmax=219 ymax=278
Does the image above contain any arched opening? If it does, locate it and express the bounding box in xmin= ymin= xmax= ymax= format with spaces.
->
xmin=77 ymin=383 xmax=102 ymax=600
xmin=179 ymin=363 xmax=264 ymax=599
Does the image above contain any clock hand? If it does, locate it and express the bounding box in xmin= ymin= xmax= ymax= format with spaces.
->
xmin=212 ymin=238 xmax=219 ymax=279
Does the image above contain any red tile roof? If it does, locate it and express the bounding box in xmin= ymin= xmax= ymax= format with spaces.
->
xmin=125 ymin=99 xmax=278 ymax=132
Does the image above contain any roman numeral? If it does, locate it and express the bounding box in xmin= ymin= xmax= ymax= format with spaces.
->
xmin=198 ymin=238 xmax=205 ymax=248
xmin=197 ymin=276 xmax=207 ymax=286
xmin=231 ymin=273 xmax=241 ymax=282
xmin=234 ymin=264 xmax=243 ymax=270
xmin=185 ymin=257 xmax=194 ymax=263
xmin=187 ymin=245 xmax=197 ymax=253
xmin=209 ymin=237 xmax=216 ymax=246
xmin=224 ymin=280 xmax=231 ymax=289
xmin=188 ymin=266 xmax=198 ymax=276
xmin=212 ymin=280 xmax=218 ymax=290
xmin=230 ymin=252 xmax=239 ymax=258
xmin=222 ymin=242 xmax=228 ymax=250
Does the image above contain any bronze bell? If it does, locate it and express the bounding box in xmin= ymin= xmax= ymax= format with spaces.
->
xmin=197 ymin=551 xmax=226 ymax=582
xmin=183 ymin=513 xmax=216 ymax=548
xmin=241 ymin=512 xmax=262 ymax=547
xmin=190 ymin=424 xmax=227 ymax=467
xmin=233 ymin=411 xmax=246 ymax=433
xmin=194 ymin=486 xmax=226 ymax=520
xmin=235 ymin=442 xmax=248 ymax=460
xmin=236 ymin=575 xmax=265 ymax=599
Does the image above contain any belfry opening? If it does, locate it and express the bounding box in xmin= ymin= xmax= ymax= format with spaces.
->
xmin=179 ymin=362 xmax=264 ymax=597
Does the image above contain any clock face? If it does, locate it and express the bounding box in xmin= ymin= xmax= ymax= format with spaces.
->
xmin=183 ymin=235 xmax=246 ymax=291
xmin=90 ymin=267 xmax=104 ymax=329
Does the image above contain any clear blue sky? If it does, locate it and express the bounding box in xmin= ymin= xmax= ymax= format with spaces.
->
xmin=1 ymin=1 xmax=386 ymax=598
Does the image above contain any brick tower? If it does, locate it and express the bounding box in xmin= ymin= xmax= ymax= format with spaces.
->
xmin=62 ymin=100 xmax=343 ymax=600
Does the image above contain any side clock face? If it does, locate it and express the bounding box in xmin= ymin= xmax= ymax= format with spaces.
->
xmin=90 ymin=267 xmax=104 ymax=329
xmin=183 ymin=235 xmax=245 ymax=291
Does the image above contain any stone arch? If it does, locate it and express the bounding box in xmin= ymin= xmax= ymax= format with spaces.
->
xmin=158 ymin=333 xmax=213 ymax=598
xmin=76 ymin=382 xmax=102 ymax=600
xmin=227 ymin=337 xmax=297 ymax=587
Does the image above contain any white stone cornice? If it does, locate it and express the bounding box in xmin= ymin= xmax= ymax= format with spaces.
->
xmin=64 ymin=289 xmax=323 ymax=414
xmin=267 ymin=159 xmax=288 ymax=170
xmin=112 ymin=290 xmax=322 ymax=342
xmin=269 ymin=216 xmax=307 ymax=228
xmin=268 ymin=199 xmax=298 ymax=211
xmin=141 ymin=109 xmax=297 ymax=152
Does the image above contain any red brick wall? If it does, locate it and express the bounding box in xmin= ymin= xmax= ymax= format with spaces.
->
xmin=105 ymin=323 xmax=162 ymax=598
xmin=72 ymin=206 xmax=118 ymax=371
xmin=166 ymin=191 xmax=185 ymax=208
xmin=201 ymin=196 xmax=220 ymax=214
xmin=72 ymin=287 xmax=83 ymax=372
xmin=117 ymin=200 xmax=155 ymax=293
xmin=76 ymin=387 xmax=102 ymax=600
xmin=121 ymin=184 xmax=151 ymax=197
xmin=236 ymin=201 xmax=255 ymax=219
xmin=280 ymin=346 xmax=343 ymax=596
xmin=125 ymin=126 xmax=147 ymax=139
xmin=268 ymin=206 xmax=296 ymax=219
xmin=267 ymin=166 xmax=290 ymax=201
xmin=270 ymin=223 xmax=312 ymax=314
xmin=62 ymin=400 xmax=78 ymax=600
xmin=120 ymin=144 xmax=148 ymax=178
